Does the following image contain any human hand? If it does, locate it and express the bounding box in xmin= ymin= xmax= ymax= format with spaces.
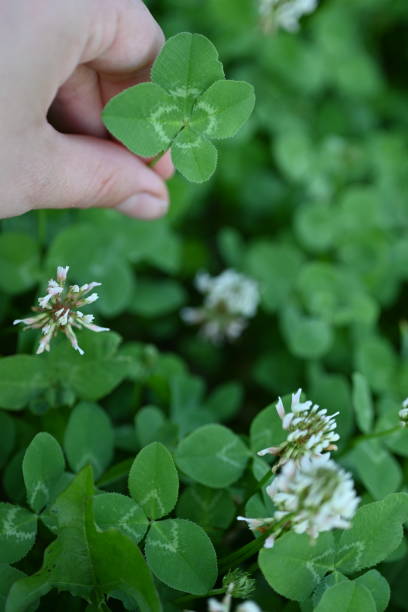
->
xmin=0 ymin=0 xmax=173 ymax=220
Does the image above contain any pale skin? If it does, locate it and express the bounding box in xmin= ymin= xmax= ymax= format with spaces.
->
xmin=0 ymin=0 xmax=174 ymax=220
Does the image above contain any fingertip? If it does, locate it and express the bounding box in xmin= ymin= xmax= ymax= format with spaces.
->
xmin=153 ymin=151 xmax=175 ymax=180
xmin=89 ymin=0 xmax=166 ymax=96
xmin=116 ymin=193 xmax=169 ymax=219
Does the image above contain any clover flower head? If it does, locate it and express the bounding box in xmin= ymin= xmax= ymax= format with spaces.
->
xmin=257 ymin=389 xmax=340 ymax=467
xmin=235 ymin=604 xmax=262 ymax=612
xmin=399 ymin=398 xmax=408 ymax=427
xmin=267 ymin=454 xmax=359 ymax=541
xmin=181 ymin=269 xmax=259 ymax=343
xmin=207 ymin=599 xmax=261 ymax=612
xmin=258 ymin=0 xmax=318 ymax=33
xmin=13 ymin=266 xmax=109 ymax=355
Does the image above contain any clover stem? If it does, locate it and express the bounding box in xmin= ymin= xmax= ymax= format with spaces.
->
xmin=96 ymin=457 xmax=133 ymax=488
xmin=336 ymin=425 xmax=403 ymax=459
xmin=218 ymin=515 xmax=292 ymax=573
xmin=147 ymin=150 xmax=167 ymax=168
xmin=147 ymin=123 xmax=186 ymax=169
xmin=219 ymin=536 xmax=266 ymax=572
xmin=351 ymin=425 xmax=401 ymax=447
xmin=243 ymin=466 xmax=274 ymax=504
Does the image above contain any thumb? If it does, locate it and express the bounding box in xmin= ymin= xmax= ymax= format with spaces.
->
xmin=31 ymin=128 xmax=169 ymax=219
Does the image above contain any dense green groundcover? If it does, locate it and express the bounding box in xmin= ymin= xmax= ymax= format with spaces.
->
xmin=2 ymin=0 xmax=408 ymax=610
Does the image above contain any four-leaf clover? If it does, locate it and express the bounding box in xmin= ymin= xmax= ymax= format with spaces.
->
xmin=102 ymin=33 xmax=255 ymax=183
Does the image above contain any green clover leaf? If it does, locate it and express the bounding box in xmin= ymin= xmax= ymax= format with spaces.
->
xmin=102 ymin=33 xmax=255 ymax=182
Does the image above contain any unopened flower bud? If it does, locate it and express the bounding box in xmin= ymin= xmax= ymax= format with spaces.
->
xmin=222 ymin=569 xmax=255 ymax=599
xmin=57 ymin=266 xmax=69 ymax=283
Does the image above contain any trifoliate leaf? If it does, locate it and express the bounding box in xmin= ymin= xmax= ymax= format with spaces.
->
xmin=102 ymin=32 xmax=255 ymax=183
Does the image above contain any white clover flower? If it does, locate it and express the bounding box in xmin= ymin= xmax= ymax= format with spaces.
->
xmin=207 ymin=583 xmax=261 ymax=612
xmin=237 ymin=454 xmax=358 ymax=547
xmin=198 ymin=270 xmax=259 ymax=318
xmin=257 ymin=389 xmax=340 ymax=467
xmin=235 ymin=604 xmax=262 ymax=612
xmin=236 ymin=516 xmax=276 ymax=548
xmin=267 ymin=455 xmax=359 ymax=541
xmin=13 ymin=266 xmax=109 ymax=355
xmin=181 ymin=269 xmax=259 ymax=343
xmin=258 ymin=0 xmax=318 ymax=33
xmin=399 ymin=398 xmax=408 ymax=427
xmin=208 ymin=595 xmax=231 ymax=612
xmin=207 ymin=599 xmax=261 ymax=612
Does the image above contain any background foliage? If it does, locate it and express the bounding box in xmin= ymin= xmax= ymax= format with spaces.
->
xmin=1 ymin=0 xmax=408 ymax=610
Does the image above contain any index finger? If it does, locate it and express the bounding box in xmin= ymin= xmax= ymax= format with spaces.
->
xmin=84 ymin=0 xmax=165 ymax=104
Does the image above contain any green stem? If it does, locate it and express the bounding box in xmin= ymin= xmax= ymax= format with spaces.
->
xmin=219 ymin=536 xmax=266 ymax=572
xmin=337 ymin=425 xmax=402 ymax=459
xmin=219 ymin=515 xmax=291 ymax=572
xmin=351 ymin=426 xmax=401 ymax=447
xmin=147 ymin=150 xmax=166 ymax=168
xmin=244 ymin=467 xmax=273 ymax=504
xmin=96 ymin=457 xmax=133 ymax=488
xmin=147 ymin=124 xmax=185 ymax=169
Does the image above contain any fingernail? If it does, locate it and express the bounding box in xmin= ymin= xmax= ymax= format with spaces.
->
xmin=117 ymin=193 xmax=168 ymax=219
